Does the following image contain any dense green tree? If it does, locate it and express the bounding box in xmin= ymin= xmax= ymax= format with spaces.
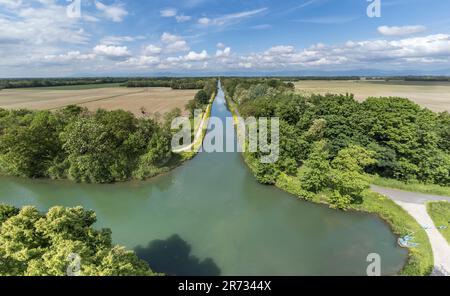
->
xmin=195 ymin=90 xmax=209 ymax=105
xmin=0 ymin=205 xmax=155 ymax=276
xmin=0 ymin=111 xmax=62 ymax=178
xmin=328 ymin=145 xmax=376 ymax=209
xmin=298 ymin=141 xmax=331 ymax=193
xmin=61 ymin=117 xmax=118 ymax=183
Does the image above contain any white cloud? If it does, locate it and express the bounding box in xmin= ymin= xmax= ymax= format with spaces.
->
xmin=198 ymin=17 xmax=211 ymax=26
xmin=100 ymin=36 xmax=144 ymax=45
xmin=184 ymin=50 xmax=209 ymax=61
xmin=238 ymin=62 xmax=253 ymax=69
xmin=0 ymin=0 xmax=92 ymax=70
xmin=160 ymin=8 xmax=177 ymax=17
xmin=216 ymin=43 xmax=226 ymax=49
xmin=378 ymin=25 xmax=427 ymax=36
xmin=95 ymin=1 xmax=128 ymax=22
xmin=266 ymin=45 xmax=295 ymax=55
xmin=118 ymin=56 xmax=160 ymax=68
xmin=176 ymin=15 xmax=192 ymax=23
xmin=198 ymin=8 xmax=268 ymax=27
xmin=216 ymin=47 xmax=231 ymax=58
xmin=161 ymin=33 xmax=190 ymax=53
xmin=225 ymin=34 xmax=450 ymax=71
xmin=93 ymin=44 xmax=131 ymax=60
xmin=143 ymin=45 xmax=162 ymax=56
xmin=161 ymin=32 xmax=180 ymax=43
xmin=44 ymin=51 xmax=96 ymax=63
xmin=0 ymin=4 xmax=88 ymax=45
xmin=0 ymin=0 xmax=23 ymax=9
xmin=160 ymin=8 xmax=191 ymax=23
xmin=166 ymin=50 xmax=210 ymax=63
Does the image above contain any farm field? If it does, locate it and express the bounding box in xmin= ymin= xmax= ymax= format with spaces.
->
xmin=295 ymin=80 xmax=450 ymax=112
xmin=0 ymin=86 xmax=196 ymax=116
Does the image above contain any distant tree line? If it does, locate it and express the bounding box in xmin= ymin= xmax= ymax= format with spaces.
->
xmin=0 ymin=78 xmax=128 ymax=89
xmin=223 ymin=78 xmax=450 ymax=209
xmin=126 ymin=78 xmax=214 ymax=90
xmin=185 ymin=79 xmax=218 ymax=116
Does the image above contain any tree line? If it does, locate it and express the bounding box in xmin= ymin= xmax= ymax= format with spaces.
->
xmin=0 ymin=78 xmax=128 ymax=89
xmin=0 ymin=77 xmax=217 ymax=90
xmin=0 ymin=80 xmax=217 ymax=183
xmin=222 ymin=78 xmax=450 ymax=209
xmin=126 ymin=78 xmax=214 ymax=90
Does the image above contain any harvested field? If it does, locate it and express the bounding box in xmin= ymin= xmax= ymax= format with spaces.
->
xmin=295 ymin=80 xmax=450 ymax=112
xmin=0 ymin=87 xmax=196 ymax=117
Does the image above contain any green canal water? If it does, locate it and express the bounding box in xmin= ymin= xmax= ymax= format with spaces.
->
xmin=0 ymin=83 xmax=407 ymax=275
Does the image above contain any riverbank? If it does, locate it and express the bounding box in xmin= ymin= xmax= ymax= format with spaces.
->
xmin=372 ymin=186 xmax=450 ymax=275
xmin=175 ymin=92 xmax=215 ymax=160
xmin=224 ymin=91 xmax=433 ymax=276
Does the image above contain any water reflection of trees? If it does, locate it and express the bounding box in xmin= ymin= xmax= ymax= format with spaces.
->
xmin=135 ymin=234 xmax=221 ymax=276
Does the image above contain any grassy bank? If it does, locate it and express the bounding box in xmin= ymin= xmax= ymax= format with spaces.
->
xmin=372 ymin=176 xmax=450 ymax=197
xmin=225 ymin=93 xmax=433 ymax=276
xmin=427 ymin=201 xmax=450 ymax=244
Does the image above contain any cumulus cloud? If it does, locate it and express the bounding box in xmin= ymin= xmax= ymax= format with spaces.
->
xmin=378 ymin=25 xmax=427 ymax=36
xmin=216 ymin=47 xmax=231 ymax=58
xmin=143 ymin=45 xmax=162 ymax=56
xmin=228 ymin=34 xmax=450 ymax=71
xmin=184 ymin=50 xmax=209 ymax=61
xmin=95 ymin=1 xmax=128 ymax=22
xmin=166 ymin=50 xmax=210 ymax=64
xmin=161 ymin=33 xmax=190 ymax=53
xmin=93 ymin=44 xmax=131 ymax=60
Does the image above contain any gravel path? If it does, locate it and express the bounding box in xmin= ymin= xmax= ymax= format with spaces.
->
xmin=371 ymin=185 xmax=450 ymax=276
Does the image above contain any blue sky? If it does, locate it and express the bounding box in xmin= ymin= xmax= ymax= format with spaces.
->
xmin=1 ymin=0 xmax=450 ymax=77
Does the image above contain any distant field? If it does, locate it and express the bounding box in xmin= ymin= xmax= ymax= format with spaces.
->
xmin=295 ymin=80 xmax=450 ymax=112
xmin=0 ymin=87 xmax=196 ymax=116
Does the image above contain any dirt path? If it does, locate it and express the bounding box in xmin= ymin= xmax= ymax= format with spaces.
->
xmin=172 ymin=101 xmax=212 ymax=153
xmin=371 ymin=185 xmax=450 ymax=276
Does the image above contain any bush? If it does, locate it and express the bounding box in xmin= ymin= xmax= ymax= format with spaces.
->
xmin=195 ymin=90 xmax=209 ymax=105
